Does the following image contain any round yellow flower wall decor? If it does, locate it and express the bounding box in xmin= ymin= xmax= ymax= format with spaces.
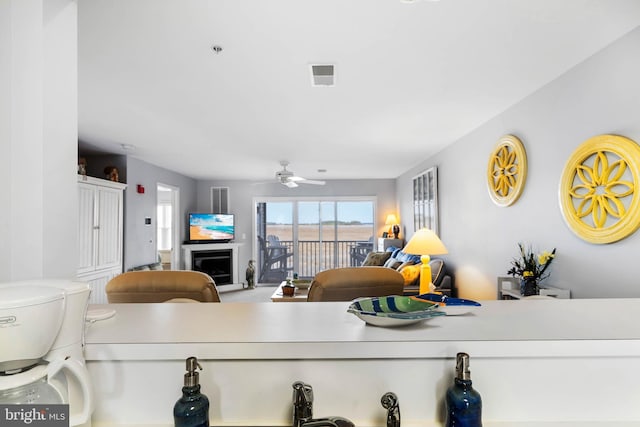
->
xmin=559 ymin=134 xmax=640 ymax=244
xmin=487 ymin=135 xmax=527 ymax=207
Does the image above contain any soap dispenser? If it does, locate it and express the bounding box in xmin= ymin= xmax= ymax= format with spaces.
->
xmin=445 ymin=352 xmax=482 ymax=427
xmin=174 ymin=356 xmax=210 ymax=427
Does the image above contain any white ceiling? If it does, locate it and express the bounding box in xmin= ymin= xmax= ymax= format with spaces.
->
xmin=78 ymin=0 xmax=640 ymax=182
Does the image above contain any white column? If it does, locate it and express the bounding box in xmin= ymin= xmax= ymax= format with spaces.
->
xmin=0 ymin=0 xmax=77 ymax=282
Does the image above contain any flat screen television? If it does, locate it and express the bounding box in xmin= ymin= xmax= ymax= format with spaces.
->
xmin=188 ymin=213 xmax=235 ymax=243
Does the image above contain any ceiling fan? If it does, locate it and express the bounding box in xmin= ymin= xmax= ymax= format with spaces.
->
xmin=275 ymin=161 xmax=326 ymax=188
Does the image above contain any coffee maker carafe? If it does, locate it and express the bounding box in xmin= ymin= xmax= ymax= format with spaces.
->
xmin=0 ymin=280 xmax=93 ymax=426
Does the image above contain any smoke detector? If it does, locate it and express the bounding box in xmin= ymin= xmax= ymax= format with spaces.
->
xmin=310 ymin=64 xmax=335 ymax=87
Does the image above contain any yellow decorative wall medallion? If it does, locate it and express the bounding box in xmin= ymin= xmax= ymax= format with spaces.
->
xmin=487 ymin=135 xmax=527 ymax=206
xmin=559 ymin=134 xmax=640 ymax=244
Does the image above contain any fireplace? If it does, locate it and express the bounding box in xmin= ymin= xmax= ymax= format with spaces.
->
xmin=192 ymin=249 xmax=233 ymax=285
xmin=183 ymin=242 xmax=241 ymax=289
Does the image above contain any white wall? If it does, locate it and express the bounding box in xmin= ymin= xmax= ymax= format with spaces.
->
xmin=195 ymin=179 xmax=398 ymax=274
xmin=397 ymin=26 xmax=640 ymax=300
xmin=0 ymin=0 xmax=78 ymax=282
xmin=0 ymin=0 xmax=12 ymax=279
xmin=123 ymin=156 xmax=197 ymax=270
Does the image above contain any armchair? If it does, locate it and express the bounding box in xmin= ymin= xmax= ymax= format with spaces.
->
xmin=307 ymin=267 xmax=404 ymax=302
xmin=106 ymin=270 xmax=220 ymax=303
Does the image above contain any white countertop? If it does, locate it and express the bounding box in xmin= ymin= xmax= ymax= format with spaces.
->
xmin=84 ymin=299 xmax=640 ymax=426
xmin=84 ymin=298 xmax=640 ymax=360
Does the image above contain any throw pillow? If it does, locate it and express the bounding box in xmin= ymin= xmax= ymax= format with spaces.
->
xmin=399 ymin=264 xmax=421 ymax=287
xmin=383 ymin=258 xmax=403 ymax=270
xmin=396 ymin=260 xmax=415 ymax=271
xmin=362 ymin=251 xmax=392 ymax=266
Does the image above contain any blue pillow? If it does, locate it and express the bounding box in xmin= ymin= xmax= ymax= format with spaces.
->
xmin=389 ymin=248 xmax=422 ymax=264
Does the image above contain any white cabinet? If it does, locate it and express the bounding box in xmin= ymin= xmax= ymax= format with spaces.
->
xmin=77 ymin=176 xmax=126 ymax=303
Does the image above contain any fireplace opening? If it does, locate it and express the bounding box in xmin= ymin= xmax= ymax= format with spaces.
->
xmin=192 ymin=249 xmax=233 ymax=285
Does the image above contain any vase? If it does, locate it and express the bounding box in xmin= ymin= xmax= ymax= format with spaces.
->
xmin=520 ymin=277 xmax=539 ymax=296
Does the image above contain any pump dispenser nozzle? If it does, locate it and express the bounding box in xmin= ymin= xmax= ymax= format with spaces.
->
xmin=184 ymin=356 xmax=202 ymax=387
xmin=455 ymin=352 xmax=471 ymax=381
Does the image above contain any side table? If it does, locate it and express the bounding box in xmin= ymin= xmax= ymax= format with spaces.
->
xmin=270 ymin=281 xmax=309 ymax=302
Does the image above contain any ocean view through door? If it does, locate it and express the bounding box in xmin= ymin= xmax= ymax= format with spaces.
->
xmin=255 ymin=198 xmax=375 ymax=282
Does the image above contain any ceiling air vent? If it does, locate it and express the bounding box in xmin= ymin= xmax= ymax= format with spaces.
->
xmin=310 ymin=64 xmax=335 ymax=87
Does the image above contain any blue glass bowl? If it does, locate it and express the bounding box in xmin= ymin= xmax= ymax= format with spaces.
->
xmin=347 ymin=295 xmax=445 ymax=327
xmin=411 ymin=293 xmax=481 ymax=316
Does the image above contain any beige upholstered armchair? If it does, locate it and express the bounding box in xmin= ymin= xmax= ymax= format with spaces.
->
xmin=306 ymin=267 xmax=404 ymax=302
xmin=106 ymin=270 xmax=220 ymax=303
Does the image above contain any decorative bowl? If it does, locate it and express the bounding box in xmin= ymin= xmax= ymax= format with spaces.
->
xmin=411 ymin=293 xmax=481 ymax=316
xmin=347 ymin=295 xmax=445 ymax=327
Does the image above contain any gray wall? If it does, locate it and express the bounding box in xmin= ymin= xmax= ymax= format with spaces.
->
xmin=397 ymin=26 xmax=640 ymax=300
xmin=195 ymin=179 xmax=398 ymax=276
xmin=123 ymin=157 xmax=197 ymax=270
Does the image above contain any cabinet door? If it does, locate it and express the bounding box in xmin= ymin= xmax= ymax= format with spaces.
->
xmin=78 ymin=183 xmax=97 ymax=274
xmin=96 ymin=187 xmax=123 ymax=269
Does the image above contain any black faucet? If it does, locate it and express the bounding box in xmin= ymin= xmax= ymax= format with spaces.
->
xmin=292 ymin=381 xmax=355 ymax=427
xmin=293 ymin=381 xmax=314 ymax=427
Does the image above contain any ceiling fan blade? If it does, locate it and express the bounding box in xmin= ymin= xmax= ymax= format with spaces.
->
xmin=284 ymin=180 xmax=298 ymax=188
xmin=288 ymin=176 xmax=325 ymax=185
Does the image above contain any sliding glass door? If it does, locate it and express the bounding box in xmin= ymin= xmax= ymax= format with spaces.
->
xmin=255 ymin=198 xmax=375 ymax=282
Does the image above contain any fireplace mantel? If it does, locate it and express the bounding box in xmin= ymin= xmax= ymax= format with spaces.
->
xmin=182 ymin=242 xmax=243 ymax=289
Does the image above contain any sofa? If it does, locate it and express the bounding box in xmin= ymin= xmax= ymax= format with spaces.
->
xmin=361 ymin=247 xmax=456 ymax=297
xmin=105 ymin=270 xmax=221 ymax=303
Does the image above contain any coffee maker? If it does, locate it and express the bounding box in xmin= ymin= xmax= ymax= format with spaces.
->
xmin=0 ymin=280 xmax=93 ymax=426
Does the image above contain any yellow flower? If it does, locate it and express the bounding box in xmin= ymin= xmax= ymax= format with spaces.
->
xmin=538 ymin=251 xmax=554 ymax=265
xmin=523 ymin=271 xmax=534 ymax=277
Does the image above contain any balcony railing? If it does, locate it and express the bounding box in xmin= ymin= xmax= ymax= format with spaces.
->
xmin=259 ymin=239 xmax=373 ymax=281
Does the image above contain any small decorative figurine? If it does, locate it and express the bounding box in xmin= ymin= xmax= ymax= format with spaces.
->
xmin=104 ymin=166 xmax=119 ymax=182
xmin=392 ymin=224 xmax=400 ymax=239
xmin=78 ymin=157 xmax=87 ymax=178
xmin=246 ymin=260 xmax=255 ymax=289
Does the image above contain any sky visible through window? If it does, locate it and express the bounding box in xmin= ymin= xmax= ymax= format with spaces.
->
xmin=266 ymin=201 xmax=373 ymax=225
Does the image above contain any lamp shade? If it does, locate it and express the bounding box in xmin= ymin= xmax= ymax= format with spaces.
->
xmin=403 ymin=228 xmax=447 ymax=256
xmin=385 ymin=214 xmax=399 ymax=225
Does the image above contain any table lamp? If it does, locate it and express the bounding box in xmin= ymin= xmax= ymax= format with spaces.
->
xmin=385 ymin=214 xmax=399 ymax=238
xmin=402 ymin=228 xmax=448 ymax=294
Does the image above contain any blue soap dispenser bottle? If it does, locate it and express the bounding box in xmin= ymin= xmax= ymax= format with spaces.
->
xmin=174 ymin=356 xmax=210 ymax=427
xmin=445 ymin=352 xmax=482 ymax=427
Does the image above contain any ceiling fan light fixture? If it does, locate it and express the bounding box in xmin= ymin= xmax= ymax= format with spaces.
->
xmin=274 ymin=161 xmax=326 ymax=187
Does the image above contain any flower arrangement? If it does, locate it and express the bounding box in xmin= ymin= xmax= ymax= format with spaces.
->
xmin=507 ymin=243 xmax=556 ymax=283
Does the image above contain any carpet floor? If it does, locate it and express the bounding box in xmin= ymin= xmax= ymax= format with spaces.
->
xmin=218 ymin=284 xmax=278 ymax=303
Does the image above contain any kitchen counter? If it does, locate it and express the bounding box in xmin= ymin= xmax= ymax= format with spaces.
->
xmin=84 ymin=299 xmax=640 ymax=426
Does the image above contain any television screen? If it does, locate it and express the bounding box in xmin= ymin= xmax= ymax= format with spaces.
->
xmin=189 ymin=213 xmax=234 ymax=242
